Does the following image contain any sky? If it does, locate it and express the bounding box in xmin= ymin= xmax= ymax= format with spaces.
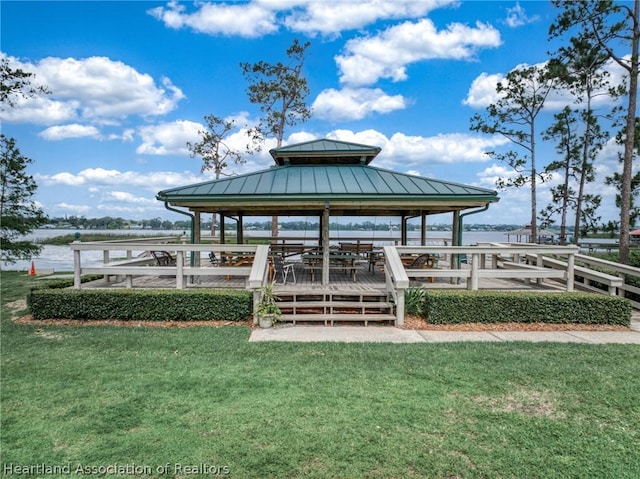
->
xmin=0 ymin=0 xmax=633 ymax=226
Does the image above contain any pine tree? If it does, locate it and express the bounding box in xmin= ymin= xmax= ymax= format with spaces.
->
xmin=1 ymin=134 xmax=47 ymax=264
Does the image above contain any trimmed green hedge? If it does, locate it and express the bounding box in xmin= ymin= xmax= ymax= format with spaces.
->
xmin=28 ymin=288 xmax=253 ymax=322
xmin=421 ymin=290 xmax=631 ymax=326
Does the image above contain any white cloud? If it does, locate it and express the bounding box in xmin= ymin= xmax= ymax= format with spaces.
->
xmin=53 ymin=202 xmax=93 ymax=214
xmin=283 ymin=0 xmax=457 ymax=36
xmin=148 ymin=0 xmax=458 ymax=38
xmin=462 ymin=72 xmax=505 ymax=109
xmin=39 ymin=167 xmax=202 ymax=192
xmin=135 ymin=119 xmax=268 ymax=173
xmin=39 ymin=124 xmax=101 ymax=141
xmin=321 ymin=129 xmax=508 ymax=170
xmin=101 ymin=191 xmax=157 ymax=205
xmin=147 ymin=0 xmax=279 ymax=38
xmin=137 ymin=120 xmax=202 ymax=156
xmin=337 ymin=19 xmax=501 ymax=87
xmin=464 ymin=59 xmax=627 ymax=110
xmin=108 ymin=129 xmax=136 ymax=142
xmin=312 ymin=87 xmax=408 ymax=121
xmin=0 ymin=94 xmax=78 ymax=124
xmin=384 ymin=132 xmax=509 ymax=165
xmin=504 ymin=2 xmax=539 ymax=28
xmin=44 ymin=172 xmax=86 ymax=186
xmin=326 ymin=129 xmax=392 ymax=151
xmin=0 ymin=55 xmax=184 ymax=125
xmin=476 ymin=163 xmax=519 ymax=188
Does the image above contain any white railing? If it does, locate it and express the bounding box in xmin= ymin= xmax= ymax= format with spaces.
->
xmin=383 ymin=246 xmax=410 ymax=326
xmin=395 ymin=245 xmax=579 ymax=291
xmin=70 ymin=241 xmax=270 ymax=290
xmin=536 ymin=253 xmax=639 ymax=307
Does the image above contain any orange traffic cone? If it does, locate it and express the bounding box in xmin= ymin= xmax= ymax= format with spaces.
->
xmin=29 ymin=261 xmax=36 ymax=276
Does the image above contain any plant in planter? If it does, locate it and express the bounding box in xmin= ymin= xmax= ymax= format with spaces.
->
xmin=256 ymin=282 xmax=281 ymax=328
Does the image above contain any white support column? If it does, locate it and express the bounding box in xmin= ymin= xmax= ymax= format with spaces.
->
xmin=176 ymin=250 xmax=184 ymax=289
xmin=395 ymin=289 xmax=405 ymax=327
xmin=469 ymin=252 xmax=479 ymax=290
xmin=73 ymin=246 xmax=81 ymax=289
xmin=536 ymin=253 xmax=544 ymax=285
xmin=192 ymin=211 xmax=201 ymax=285
xmin=103 ymin=250 xmax=110 ymax=282
xmin=566 ymin=253 xmax=575 ymax=292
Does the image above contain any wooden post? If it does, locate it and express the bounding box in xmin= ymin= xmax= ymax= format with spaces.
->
xmin=566 ymin=253 xmax=575 ymax=292
xmin=401 ymin=215 xmax=407 ymax=245
xmin=452 ymin=211 xmax=460 ymax=284
xmin=73 ymin=246 xmax=81 ymax=289
xmin=421 ymin=212 xmax=427 ymax=246
xmin=176 ymin=250 xmax=184 ymax=289
xmin=469 ymin=253 xmax=479 ymax=290
xmin=237 ymin=214 xmax=244 ymax=244
xmin=322 ymin=205 xmax=330 ymax=286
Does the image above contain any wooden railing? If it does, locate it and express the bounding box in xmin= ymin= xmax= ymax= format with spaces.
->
xmin=70 ymin=241 xmax=269 ymax=290
xmin=531 ymin=253 xmax=639 ymax=308
xmin=395 ymin=244 xmax=579 ymax=291
xmin=70 ymin=241 xmax=636 ymax=327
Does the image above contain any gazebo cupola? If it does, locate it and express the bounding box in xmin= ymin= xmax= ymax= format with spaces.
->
xmin=270 ymin=139 xmax=381 ymax=166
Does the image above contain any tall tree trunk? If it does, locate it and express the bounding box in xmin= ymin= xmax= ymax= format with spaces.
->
xmin=530 ymin=122 xmax=537 ymax=242
xmin=620 ymin=0 xmax=639 ymax=264
xmin=574 ymin=113 xmax=591 ymax=247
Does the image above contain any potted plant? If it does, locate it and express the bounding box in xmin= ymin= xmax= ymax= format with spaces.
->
xmin=256 ymin=282 xmax=281 ymax=328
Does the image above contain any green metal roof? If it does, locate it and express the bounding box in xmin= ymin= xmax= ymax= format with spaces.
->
xmin=158 ymin=164 xmax=497 ymax=200
xmin=269 ymin=139 xmax=381 ymax=166
xmin=157 ymin=139 xmax=499 ymax=216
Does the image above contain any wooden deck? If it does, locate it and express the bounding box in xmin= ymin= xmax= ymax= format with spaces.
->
xmin=85 ymin=259 xmax=566 ymax=294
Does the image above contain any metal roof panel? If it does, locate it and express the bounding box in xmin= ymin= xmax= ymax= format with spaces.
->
xmin=157 ymin=164 xmax=498 ymax=200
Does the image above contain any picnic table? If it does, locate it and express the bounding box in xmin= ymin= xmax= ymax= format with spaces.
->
xmin=302 ymin=251 xmax=362 ymax=282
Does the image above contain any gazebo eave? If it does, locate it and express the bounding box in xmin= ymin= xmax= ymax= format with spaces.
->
xmin=160 ymin=196 xmax=498 ymax=217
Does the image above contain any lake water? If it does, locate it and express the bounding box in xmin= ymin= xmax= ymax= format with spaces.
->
xmin=3 ymin=229 xmax=613 ymax=272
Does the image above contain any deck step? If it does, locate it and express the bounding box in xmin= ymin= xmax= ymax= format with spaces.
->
xmin=280 ymin=313 xmax=396 ymax=326
xmin=276 ymin=289 xmax=389 ymax=297
xmin=276 ymin=301 xmax=393 ymax=309
xmin=274 ymin=288 xmax=396 ymax=326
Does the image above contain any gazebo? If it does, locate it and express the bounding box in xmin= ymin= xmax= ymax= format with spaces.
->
xmin=156 ymin=139 xmax=499 ymax=285
xmin=505 ymin=225 xmax=557 ymax=244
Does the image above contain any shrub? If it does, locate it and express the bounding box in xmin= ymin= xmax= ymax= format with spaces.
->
xmin=404 ymin=287 xmax=427 ymax=316
xmin=421 ymin=291 xmax=631 ymax=326
xmin=28 ymin=288 xmax=252 ymax=322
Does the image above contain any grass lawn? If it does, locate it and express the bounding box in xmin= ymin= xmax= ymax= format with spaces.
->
xmin=2 ymin=271 xmax=640 ymax=478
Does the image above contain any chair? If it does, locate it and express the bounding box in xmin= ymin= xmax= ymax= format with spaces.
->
xmin=408 ymin=254 xmax=436 ymax=270
xmin=151 ymin=251 xmax=176 ymax=266
xmin=273 ymin=255 xmax=296 ymax=284
xmin=407 ymin=254 xmax=437 ymax=283
xmin=208 ymin=252 xmax=219 ymax=266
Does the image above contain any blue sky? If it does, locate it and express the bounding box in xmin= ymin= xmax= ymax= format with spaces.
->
xmin=0 ymin=1 xmax=631 ymax=225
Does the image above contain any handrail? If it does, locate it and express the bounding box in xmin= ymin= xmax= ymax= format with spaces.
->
xmin=383 ymin=246 xmax=409 ymax=326
xmin=395 ymin=244 xmax=579 ymax=292
xmin=88 ymin=236 xmax=180 ymax=244
xmin=247 ymin=245 xmax=270 ymax=290
xmin=71 ymin=242 xmax=261 ymax=289
xmin=396 ymin=245 xmax=580 ymax=255
xmin=574 ymin=254 xmax=640 ymax=276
